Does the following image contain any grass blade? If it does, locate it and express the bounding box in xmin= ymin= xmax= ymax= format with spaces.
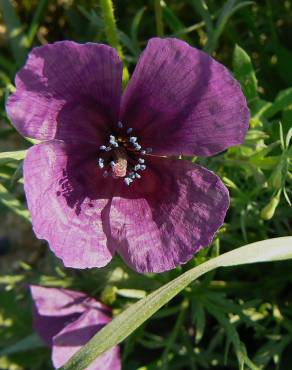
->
xmin=61 ymin=236 xmax=292 ymax=370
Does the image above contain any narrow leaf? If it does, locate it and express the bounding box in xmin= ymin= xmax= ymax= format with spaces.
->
xmin=0 ymin=150 xmax=27 ymax=166
xmin=0 ymin=182 xmax=30 ymax=221
xmin=0 ymin=0 xmax=28 ymax=64
xmin=61 ymin=236 xmax=292 ymax=370
xmin=130 ymin=7 xmax=146 ymax=52
xmin=0 ymin=333 xmax=44 ymax=356
xmin=261 ymin=87 xmax=292 ymax=119
xmin=204 ymin=0 xmax=253 ymax=53
xmin=189 ymin=0 xmax=213 ymax=35
xmin=26 ymin=0 xmax=49 ymax=47
xmin=233 ymin=44 xmax=257 ymax=101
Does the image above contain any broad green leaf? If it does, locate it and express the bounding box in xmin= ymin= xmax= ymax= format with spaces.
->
xmin=61 ymin=236 xmax=292 ymax=370
xmin=0 ymin=150 xmax=27 ymax=166
xmin=0 ymin=182 xmax=30 ymax=221
xmin=233 ymin=44 xmax=257 ymax=101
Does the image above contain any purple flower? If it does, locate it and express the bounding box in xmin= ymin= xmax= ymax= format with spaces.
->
xmin=6 ymin=38 xmax=249 ymax=273
xmin=30 ymin=285 xmax=121 ymax=369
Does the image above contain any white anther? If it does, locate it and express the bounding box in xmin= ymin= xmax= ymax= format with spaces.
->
xmin=138 ymin=158 xmax=145 ymax=164
xmin=109 ymin=136 xmax=119 ymax=147
xmin=140 ymin=164 xmax=146 ymax=171
xmin=129 ymin=136 xmax=137 ymax=143
xmin=124 ymin=177 xmax=132 ymax=186
xmin=100 ymin=145 xmax=107 ymax=151
xmin=98 ymin=158 xmax=104 ymax=168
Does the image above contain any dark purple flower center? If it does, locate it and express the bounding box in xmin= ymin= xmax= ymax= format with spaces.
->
xmin=97 ymin=121 xmax=152 ymax=186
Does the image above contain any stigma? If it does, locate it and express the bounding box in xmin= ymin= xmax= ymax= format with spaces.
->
xmin=97 ymin=121 xmax=152 ymax=185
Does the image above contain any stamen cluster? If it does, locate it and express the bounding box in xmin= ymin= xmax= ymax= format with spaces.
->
xmin=97 ymin=121 xmax=152 ymax=185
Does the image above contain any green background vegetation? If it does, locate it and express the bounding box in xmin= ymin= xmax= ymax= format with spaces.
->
xmin=0 ymin=0 xmax=291 ymax=369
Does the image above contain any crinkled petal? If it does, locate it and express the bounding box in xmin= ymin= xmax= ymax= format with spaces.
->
xmin=110 ymin=157 xmax=229 ymax=273
xmin=30 ymin=286 xmax=111 ymax=347
xmin=32 ymin=308 xmax=80 ymax=347
xmin=52 ymin=309 xmax=121 ymax=370
xmin=7 ymin=41 xmax=122 ymax=143
xmin=30 ymin=285 xmax=110 ymax=317
xmin=24 ymin=141 xmax=115 ymax=268
xmin=120 ymin=37 xmax=249 ymax=157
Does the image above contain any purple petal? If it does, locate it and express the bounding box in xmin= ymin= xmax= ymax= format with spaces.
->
xmin=120 ymin=37 xmax=249 ymax=157
xmin=24 ymin=140 xmax=115 ymax=268
xmin=30 ymin=285 xmax=110 ymax=317
xmin=32 ymin=308 xmax=80 ymax=347
xmin=6 ymin=41 xmax=122 ymax=143
xmin=52 ymin=309 xmax=120 ymax=370
xmin=110 ymin=157 xmax=229 ymax=273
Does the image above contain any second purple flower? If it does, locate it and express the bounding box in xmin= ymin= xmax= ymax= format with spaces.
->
xmin=30 ymin=285 xmax=121 ymax=369
xmin=7 ymin=38 xmax=249 ymax=273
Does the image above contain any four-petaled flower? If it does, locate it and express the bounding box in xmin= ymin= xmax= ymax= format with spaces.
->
xmin=30 ymin=285 xmax=121 ymax=369
xmin=7 ymin=38 xmax=249 ymax=273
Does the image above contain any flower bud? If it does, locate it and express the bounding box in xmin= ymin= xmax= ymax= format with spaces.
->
xmin=260 ymin=191 xmax=281 ymax=220
xmin=269 ymin=164 xmax=283 ymax=190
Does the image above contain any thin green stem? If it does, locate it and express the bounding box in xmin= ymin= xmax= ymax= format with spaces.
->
xmin=100 ymin=0 xmax=129 ymax=85
xmin=154 ymin=0 xmax=164 ymax=37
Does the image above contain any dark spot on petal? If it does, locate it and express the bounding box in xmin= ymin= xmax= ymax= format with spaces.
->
xmin=56 ymin=191 xmax=61 ymax=196
xmin=174 ymin=50 xmax=181 ymax=61
xmin=89 ymin=203 xmax=94 ymax=208
xmin=208 ymin=101 xmax=220 ymax=115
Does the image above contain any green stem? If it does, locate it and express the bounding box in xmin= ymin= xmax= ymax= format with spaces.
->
xmin=100 ymin=0 xmax=129 ymax=85
xmin=154 ymin=0 xmax=164 ymax=37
